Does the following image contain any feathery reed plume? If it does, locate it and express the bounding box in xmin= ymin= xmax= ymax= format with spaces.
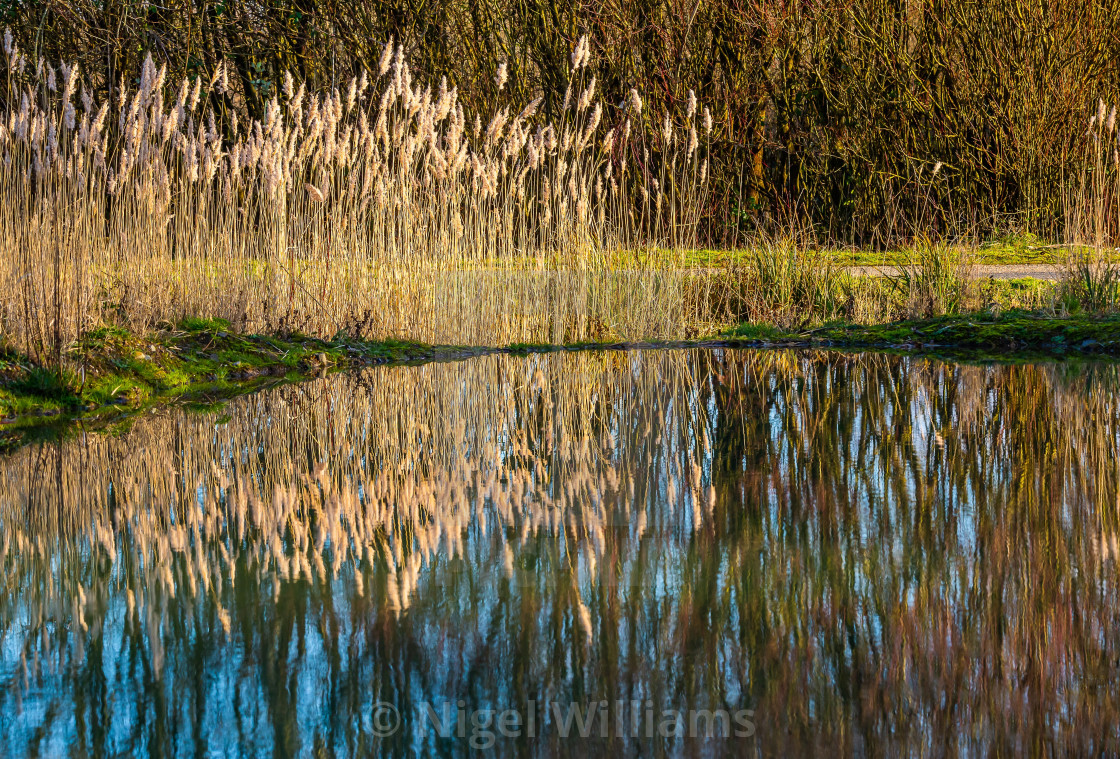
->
xmin=0 ymin=31 xmax=715 ymax=362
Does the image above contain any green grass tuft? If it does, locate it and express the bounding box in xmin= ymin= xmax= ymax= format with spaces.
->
xmin=178 ymin=316 xmax=233 ymax=333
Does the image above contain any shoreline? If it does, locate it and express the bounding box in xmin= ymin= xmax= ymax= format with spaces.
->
xmin=2 ymin=311 xmax=1119 ymax=446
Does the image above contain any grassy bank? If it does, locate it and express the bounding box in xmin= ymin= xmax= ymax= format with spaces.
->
xmin=6 ymin=305 xmax=1120 ymax=443
xmin=727 ymin=311 xmax=1120 ymax=359
xmin=0 ymin=318 xmax=456 ymax=432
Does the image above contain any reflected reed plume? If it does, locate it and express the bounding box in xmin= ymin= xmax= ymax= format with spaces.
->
xmin=1 ymin=350 xmax=1119 ymax=756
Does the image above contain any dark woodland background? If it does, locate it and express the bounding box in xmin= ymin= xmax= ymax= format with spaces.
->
xmin=5 ymin=0 xmax=1119 ymax=245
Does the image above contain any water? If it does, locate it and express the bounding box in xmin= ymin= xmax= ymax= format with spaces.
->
xmin=1 ymin=349 xmax=1119 ymax=757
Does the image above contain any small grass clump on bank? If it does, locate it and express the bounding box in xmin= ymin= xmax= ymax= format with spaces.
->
xmin=888 ymin=241 xmax=976 ymax=318
xmin=721 ymin=239 xmax=845 ymax=327
xmin=1059 ymin=251 xmax=1120 ymax=314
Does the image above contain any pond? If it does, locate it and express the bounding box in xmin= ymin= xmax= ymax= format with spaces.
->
xmin=1 ymin=349 xmax=1119 ymax=756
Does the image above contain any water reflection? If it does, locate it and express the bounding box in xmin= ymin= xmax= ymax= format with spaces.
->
xmin=1 ymin=350 xmax=1119 ymax=756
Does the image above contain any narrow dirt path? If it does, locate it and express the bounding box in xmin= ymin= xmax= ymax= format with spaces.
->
xmin=846 ymin=264 xmax=1062 ymax=281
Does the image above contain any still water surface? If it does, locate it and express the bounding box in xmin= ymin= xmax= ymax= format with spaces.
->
xmin=1 ymin=349 xmax=1119 ymax=756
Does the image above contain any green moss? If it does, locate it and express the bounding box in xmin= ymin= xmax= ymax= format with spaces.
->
xmin=0 ymin=323 xmax=446 ymax=432
xmin=726 ymin=310 xmax=1120 ymax=358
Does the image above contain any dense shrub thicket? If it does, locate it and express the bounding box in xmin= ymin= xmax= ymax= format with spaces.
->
xmin=4 ymin=0 xmax=1119 ymax=245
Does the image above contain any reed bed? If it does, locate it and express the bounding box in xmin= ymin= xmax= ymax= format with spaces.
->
xmin=0 ymin=33 xmax=717 ymax=365
xmin=2 ymin=350 xmax=1120 ymax=754
xmin=3 ymin=27 xmax=1120 ymax=368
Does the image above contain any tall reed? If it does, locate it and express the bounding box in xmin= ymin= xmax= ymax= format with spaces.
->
xmin=0 ymin=33 xmax=713 ymax=364
xmin=1060 ymin=100 xmax=1120 ymax=312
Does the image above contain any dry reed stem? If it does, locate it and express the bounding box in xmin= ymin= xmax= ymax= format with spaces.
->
xmin=0 ymin=36 xmax=714 ymax=362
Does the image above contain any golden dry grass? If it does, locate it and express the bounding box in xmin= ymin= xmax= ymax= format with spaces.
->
xmin=0 ymin=35 xmax=717 ymax=363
